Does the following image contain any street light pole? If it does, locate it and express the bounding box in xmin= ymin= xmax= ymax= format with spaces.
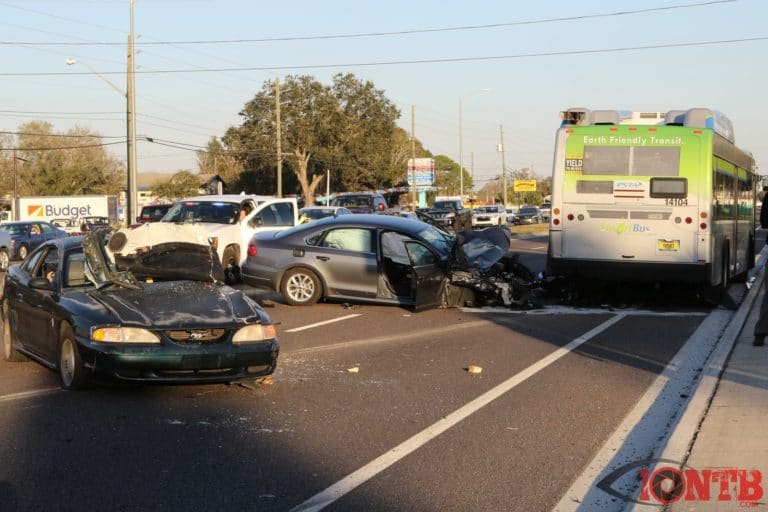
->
xmin=275 ymin=78 xmax=282 ymax=197
xmin=499 ymin=125 xmax=508 ymax=208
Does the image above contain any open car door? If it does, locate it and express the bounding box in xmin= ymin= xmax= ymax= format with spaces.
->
xmin=405 ymin=240 xmax=445 ymax=312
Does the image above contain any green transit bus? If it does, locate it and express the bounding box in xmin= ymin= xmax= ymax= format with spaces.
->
xmin=547 ymin=108 xmax=756 ymax=287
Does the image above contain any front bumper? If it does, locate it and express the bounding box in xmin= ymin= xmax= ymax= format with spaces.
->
xmin=80 ymin=336 xmax=279 ymax=384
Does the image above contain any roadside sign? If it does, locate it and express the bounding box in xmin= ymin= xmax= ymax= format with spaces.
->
xmin=514 ymin=179 xmax=537 ymax=192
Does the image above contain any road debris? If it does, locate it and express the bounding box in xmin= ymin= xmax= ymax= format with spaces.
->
xmin=466 ymin=365 xmax=483 ymax=375
xmin=347 ymin=366 xmax=360 ymax=373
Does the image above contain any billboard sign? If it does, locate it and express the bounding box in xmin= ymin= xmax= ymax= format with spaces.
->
xmin=407 ymin=158 xmax=435 ymax=186
xmin=514 ymin=179 xmax=537 ymax=192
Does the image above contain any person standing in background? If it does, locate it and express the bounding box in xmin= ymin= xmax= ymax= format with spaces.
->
xmin=752 ymin=186 xmax=768 ymax=346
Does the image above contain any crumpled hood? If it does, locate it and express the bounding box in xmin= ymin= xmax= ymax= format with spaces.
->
xmin=453 ymin=227 xmax=511 ymax=270
xmin=90 ymin=280 xmax=264 ymax=328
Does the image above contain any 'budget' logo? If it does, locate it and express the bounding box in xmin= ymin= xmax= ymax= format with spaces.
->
xmin=26 ymin=204 xmax=44 ymax=217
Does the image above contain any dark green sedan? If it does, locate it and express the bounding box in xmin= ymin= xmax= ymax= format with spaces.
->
xmin=1 ymin=232 xmax=279 ymax=390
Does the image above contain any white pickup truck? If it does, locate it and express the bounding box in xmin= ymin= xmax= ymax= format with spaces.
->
xmin=115 ymin=195 xmax=299 ymax=283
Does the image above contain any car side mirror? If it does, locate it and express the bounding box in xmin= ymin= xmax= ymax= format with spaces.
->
xmin=253 ymin=216 xmax=263 ymax=227
xmin=29 ymin=277 xmax=55 ymax=291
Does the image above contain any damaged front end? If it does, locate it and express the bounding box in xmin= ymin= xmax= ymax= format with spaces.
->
xmin=441 ymin=227 xmax=538 ymax=309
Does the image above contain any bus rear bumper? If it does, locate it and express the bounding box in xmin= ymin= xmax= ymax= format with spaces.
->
xmin=547 ymin=256 xmax=711 ymax=284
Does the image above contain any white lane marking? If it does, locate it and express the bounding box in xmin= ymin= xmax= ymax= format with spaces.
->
xmin=284 ymin=314 xmax=362 ymax=333
xmin=290 ymin=314 xmax=627 ymax=512
xmin=0 ymin=387 xmax=61 ymax=403
xmin=284 ymin=320 xmax=489 ymax=356
xmin=463 ymin=306 xmax=707 ymax=317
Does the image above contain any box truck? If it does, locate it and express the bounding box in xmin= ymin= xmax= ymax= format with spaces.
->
xmin=14 ymin=196 xmax=118 ymax=225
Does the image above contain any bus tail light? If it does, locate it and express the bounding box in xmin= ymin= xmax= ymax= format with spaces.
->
xmin=700 ymin=223 xmax=707 ymax=230
xmin=685 ymin=217 xmax=693 ymax=224
xmin=553 ymin=219 xmax=560 ymax=225
xmin=567 ymin=214 xmax=574 ymax=221
xmin=700 ymin=211 xmax=708 ymax=219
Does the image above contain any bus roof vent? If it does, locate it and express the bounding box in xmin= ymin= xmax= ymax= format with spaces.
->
xmin=664 ymin=111 xmax=687 ymax=125
xmin=560 ymin=108 xmax=591 ymax=126
xmin=592 ymin=110 xmax=620 ymax=125
xmin=684 ymin=108 xmax=734 ymax=143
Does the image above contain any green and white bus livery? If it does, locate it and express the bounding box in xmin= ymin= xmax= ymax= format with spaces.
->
xmin=547 ymin=107 xmax=756 ymax=286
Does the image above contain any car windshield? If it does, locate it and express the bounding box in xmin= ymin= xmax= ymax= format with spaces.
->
xmin=540 ymin=203 xmax=551 ymax=209
xmin=477 ymin=207 xmax=498 ymax=213
xmin=520 ymin=207 xmax=538 ymax=214
xmin=163 ymin=201 xmax=240 ymax=224
xmin=331 ymin=195 xmax=372 ymax=208
xmin=432 ymin=201 xmax=458 ymax=210
xmin=416 ymin=224 xmax=455 ymax=256
xmin=0 ymin=224 xmax=28 ymax=236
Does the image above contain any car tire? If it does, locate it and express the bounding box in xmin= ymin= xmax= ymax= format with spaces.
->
xmin=281 ymin=268 xmax=322 ymax=306
xmin=2 ymin=302 xmax=26 ymax=362
xmin=0 ymin=249 xmax=8 ymax=271
xmin=17 ymin=244 xmax=28 ymax=261
xmin=222 ymin=246 xmax=241 ymax=285
xmin=58 ymin=324 xmax=89 ymax=390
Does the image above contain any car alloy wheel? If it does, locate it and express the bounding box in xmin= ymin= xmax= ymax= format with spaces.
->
xmin=0 ymin=249 xmax=8 ymax=271
xmin=18 ymin=244 xmax=28 ymax=260
xmin=2 ymin=305 xmax=25 ymax=362
xmin=58 ymin=325 xmax=88 ymax=390
xmin=282 ymin=268 xmax=321 ymax=306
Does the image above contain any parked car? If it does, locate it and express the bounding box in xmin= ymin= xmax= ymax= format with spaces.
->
xmin=136 ymin=203 xmax=173 ymax=224
xmin=330 ymin=192 xmax=388 ymax=214
xmin=0 ymin=230 xmax=12 ymax=271
xmin=1 ymin=232 xmax=279 ymax=390
xmin=425 ymin=198 xmax=473 ymax=232
xmin=472 ymin=204 xmax=508 ymax=228
xmin=299 ymin=206 xmax=352 ymax=223
xmin=516 ymin=206 xmax=543 ymax=224
xmin=506 ymin=208 xmax=519 ymax=225
xmin=79 ymin=216 xmax=110 ymax=233
xmin=0 ymin=221 xmax=68 ymax=261
xmin=122 ymin=194 xmax=299 ymax=284
xmin=539 ymin=202 xmax=552 ymax=222
xmin=241 ymin=215 xmax=536 ymax=310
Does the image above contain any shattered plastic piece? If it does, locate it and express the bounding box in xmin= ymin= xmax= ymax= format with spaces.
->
xmin=347 ymin=366 xmax=360 ymax=373
xmin=466 ymin=365 xmax=483 ymax=375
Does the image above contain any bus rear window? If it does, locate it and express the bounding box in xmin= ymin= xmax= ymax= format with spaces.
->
xmin=650 ymin=177 xmax=687 ymax=198
xmin=582 ymin=146 xmax=680 ymax=176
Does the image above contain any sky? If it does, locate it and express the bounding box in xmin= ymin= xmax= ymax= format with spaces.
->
xmin=1 ymin=0 xmax=766 ymax=192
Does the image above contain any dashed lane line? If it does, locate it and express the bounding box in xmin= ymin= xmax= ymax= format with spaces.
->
xmin=0 ymin=387 xmax=61 ymax=403
xmin=284 ymin=314 xmax=362 ymax=333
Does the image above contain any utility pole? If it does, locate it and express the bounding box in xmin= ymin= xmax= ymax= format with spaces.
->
xmin=411 ymin=105 xmax=417 ymax=209
xmin=275 ymin=78 xmax=282 ymax=197
xmin=470 ymin=152 xmax=474 ymax=201
xmin=499 ymin=125 xmax=508 ymax=208
xmin=126 ymin=0 xmax=138 ymax=224
xmin=326 ymin=169 xmax=330 ymax=206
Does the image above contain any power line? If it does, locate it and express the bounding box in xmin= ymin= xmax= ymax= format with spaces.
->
xmin=4 ymin=35 xmax=764 ymax=76
xmin=0 ymin=1 xmax=735 ymax=46
xmin=0 ymin=140 xmax=127 ymax=151
xmin=0 ymin=130 xmax=125 ymax=138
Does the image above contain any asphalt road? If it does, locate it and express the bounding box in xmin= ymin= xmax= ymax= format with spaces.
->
xmin=0 ymin=235 xmax=738 ymax=511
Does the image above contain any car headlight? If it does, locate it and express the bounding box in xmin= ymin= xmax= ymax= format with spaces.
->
xmin=446 ymin=212 xmax=456 ymax=218
xmin=232 ymin=323 xmax=277 ymax=344
xmin=91 ymin=326 xmax=160 ymax=343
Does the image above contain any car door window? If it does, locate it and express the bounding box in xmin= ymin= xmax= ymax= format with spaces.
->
xmin=320 ymin=228 xmax=372 ymax=253
xmin=64 ymin=251 xmax=88 ymax=287
xmin=252 ymin=202 xmax=295 ymax=228
xmin=405 ymin=241 xmax=437 ymax=266
xmin=21 ymin=250 xmax=43 ymax=272
xmin=41 ymin=223 xmax=54 ymax=234
xmin=381 ymin=231 xmax=411 ymax=265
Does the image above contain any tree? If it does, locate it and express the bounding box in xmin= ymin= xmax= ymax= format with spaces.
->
xmin=433 ymin=154 xmax=472 ymax=196
xmin=10 ymin=121 xmax=124 ymax=197
xmin=152 ymin=171 xmax=201 ymax=201
xmin=224 ymin=74 xmax=405 ymax=205
xmin=196 ymin=137 xmax=243 ymax=192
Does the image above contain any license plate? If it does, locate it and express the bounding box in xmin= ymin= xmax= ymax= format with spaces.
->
xmin=657 ymin=239 xmax=679 ymax=252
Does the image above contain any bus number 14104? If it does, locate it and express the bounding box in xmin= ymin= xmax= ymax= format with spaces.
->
xmin=665 ymin=198 xmax=688 ymax=206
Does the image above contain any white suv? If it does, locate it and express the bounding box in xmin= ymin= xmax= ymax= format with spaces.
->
xmin=471 ymin=204 xmax=508 ymax=228
xmin=112 ymin=195 xmax=298 ymax=283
